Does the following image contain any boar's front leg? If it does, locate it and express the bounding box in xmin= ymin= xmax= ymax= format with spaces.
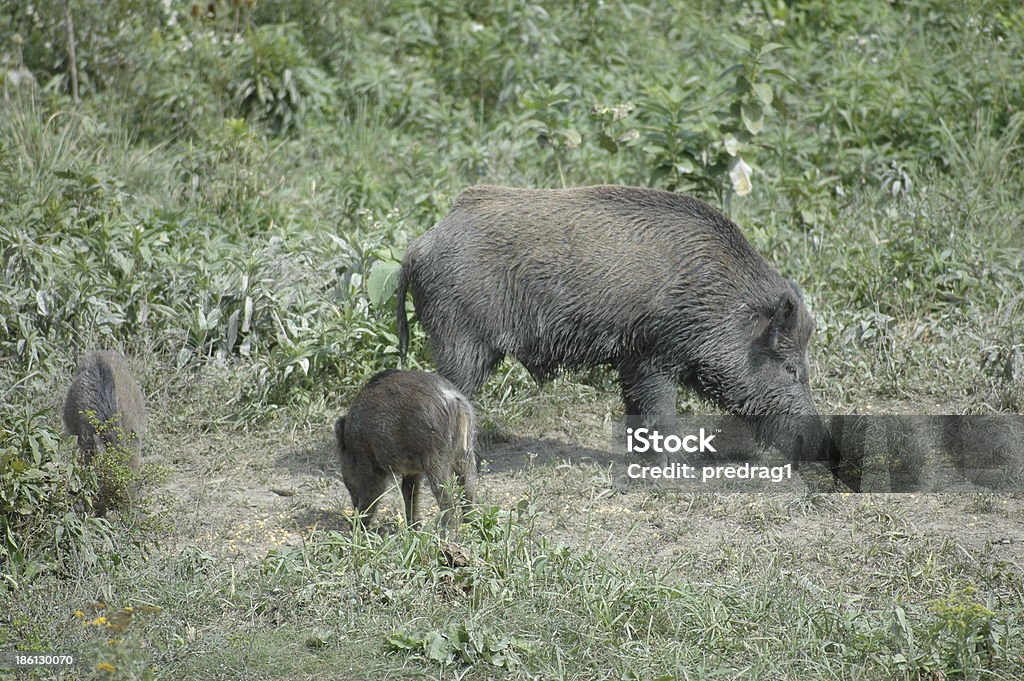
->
xmin=400 ymin=474 xmax=422 ymax=527
xmin=619 ymin=360 xmax=678 ymax=466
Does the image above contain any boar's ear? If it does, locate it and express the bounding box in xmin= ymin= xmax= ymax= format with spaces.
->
xmin=787 ymin=279 xmax=805 ymax=301
xmin=752 ymin=294 xmax=798 ymax=352
xmin=769 ymin=295 xmax=798 ymax=352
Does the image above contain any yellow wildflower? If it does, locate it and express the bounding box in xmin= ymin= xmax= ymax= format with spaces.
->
xmin=95 ymin=662 xmax=116 ymax=672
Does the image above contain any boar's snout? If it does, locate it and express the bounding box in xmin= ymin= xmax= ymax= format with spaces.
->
xmin=756 ymin=412 xmax=824 ymax=459
xmin=795 ymin=414 xmax=835 ymax=465
xmin=763 ymin=412 xmax=859 ymax=491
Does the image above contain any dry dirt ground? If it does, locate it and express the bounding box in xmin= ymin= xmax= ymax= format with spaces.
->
xmin=144 ymin=380 xmax=1024 ymax=593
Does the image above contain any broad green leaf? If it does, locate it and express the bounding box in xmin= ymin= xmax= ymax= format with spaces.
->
xmin=243 ymin=296 xmax=253 ymax=332
xmin=762 ymin=67 xmax=798 ymax=82
xmin=741 ymin=101 xmax=764 ymax=134
xmin=719 ymin=63 xmax=744 ymax=80
xmin=598 ymin=131 xmax=619 ymax=153
xmin=723 ymin=134 xmax=742 ymax=156
xmin=551 ymin=82 xmax=572 ymax=96
xmin=617 ymin=129 xmax=639 ymax=144
xmin=560 ymin=129 xmax=582 ymax=149
xmin=227 ymin=309 xmax=239 ymax=351
xmin=205 ymin=307 xmax=221 ymax=329
xmin=367 ymin=260 xmax=402 ymax=309
xmin=722 ymin=33 xmax=750 ymax=51
xmin=385 ymin=632 xmax=420 ymax=651
xmin=424 ymin=632 xmax=451 ymax=663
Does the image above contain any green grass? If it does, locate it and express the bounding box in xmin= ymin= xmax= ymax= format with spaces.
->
xmin=4 ymin=495 xmax=1022 ymax=680
xmin=2 ymin=0 xmax=1024 ymax=678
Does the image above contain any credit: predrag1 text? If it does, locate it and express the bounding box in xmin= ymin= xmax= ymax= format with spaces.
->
xmin=626 ymin=462 xmax=794 ymax=484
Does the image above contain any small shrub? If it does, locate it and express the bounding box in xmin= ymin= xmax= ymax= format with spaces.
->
xmin=0 ymin=403 xmax=114 ymax=583
xmin=76 ymin=603 xmax=163 ymax=680
xmin=228 ymin=23 xmax=337 ymax=135
xmin=81 ymin=413 xmax=141 ymax=516
xmin=386 ymin=622 xmax=529 ymax=670
xmin=890 ymin=589 xmax=1009 ymax=679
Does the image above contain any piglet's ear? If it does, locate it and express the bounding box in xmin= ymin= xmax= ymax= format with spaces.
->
xmin=752 ymin=294 xmax=797 ymax=352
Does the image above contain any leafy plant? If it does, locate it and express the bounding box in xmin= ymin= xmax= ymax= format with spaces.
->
xmin=386 ymin=622 xmax=528 ymax=669
xmin=365 ymin=246 xmax=404 ymax=311
xmin=229 ymin=23 xmax=337 ymax=134
xmin=0 ymin=403 xmax=114 ymax=583
xmin=518 ymin=82 xmax=584 ymax=186
xmin=79 ymin=413 xmax=140 ymax=515
xmin=890 ymin=589 xmax=1008 ymax=679
xmin=589 ymin=28 xmax=789 ymax=207
xmin=76 ymin=603 xmax=163 ymax=680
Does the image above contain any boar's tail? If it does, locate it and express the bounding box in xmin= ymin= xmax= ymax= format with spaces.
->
xmin=455 ymin=408 xmax=474 ymax=462
xmin=453 ymin=405 xmax=478 ymax=501
xmin=396 ymin=264 xmax=410 ymax=365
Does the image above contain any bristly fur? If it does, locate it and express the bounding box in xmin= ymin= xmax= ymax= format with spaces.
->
xmin=397 ymin=185 xmax=837 ymax=471
xmin=335 ymin=370 xmax=477 ymax=528
xmin=63 ymin=350 xmax=146 ymax=462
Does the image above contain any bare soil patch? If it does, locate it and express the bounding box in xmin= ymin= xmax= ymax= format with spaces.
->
xmin=144 ymin=388 xmax=1024 ymax=604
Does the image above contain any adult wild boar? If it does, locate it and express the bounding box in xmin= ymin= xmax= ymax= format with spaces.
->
xmin=397 ymin=185 xmax=838 ymax=470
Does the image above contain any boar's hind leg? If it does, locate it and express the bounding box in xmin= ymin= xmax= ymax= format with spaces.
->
xmin=400 ymin=474 xmax=421 ymax=527
xmin=424 ymin=470 xmax=465 ymax=533
xmin=432 ymin=336 xmax=503 ymax=398
xmin=619 ymin=361 xmax=678 ymax=438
